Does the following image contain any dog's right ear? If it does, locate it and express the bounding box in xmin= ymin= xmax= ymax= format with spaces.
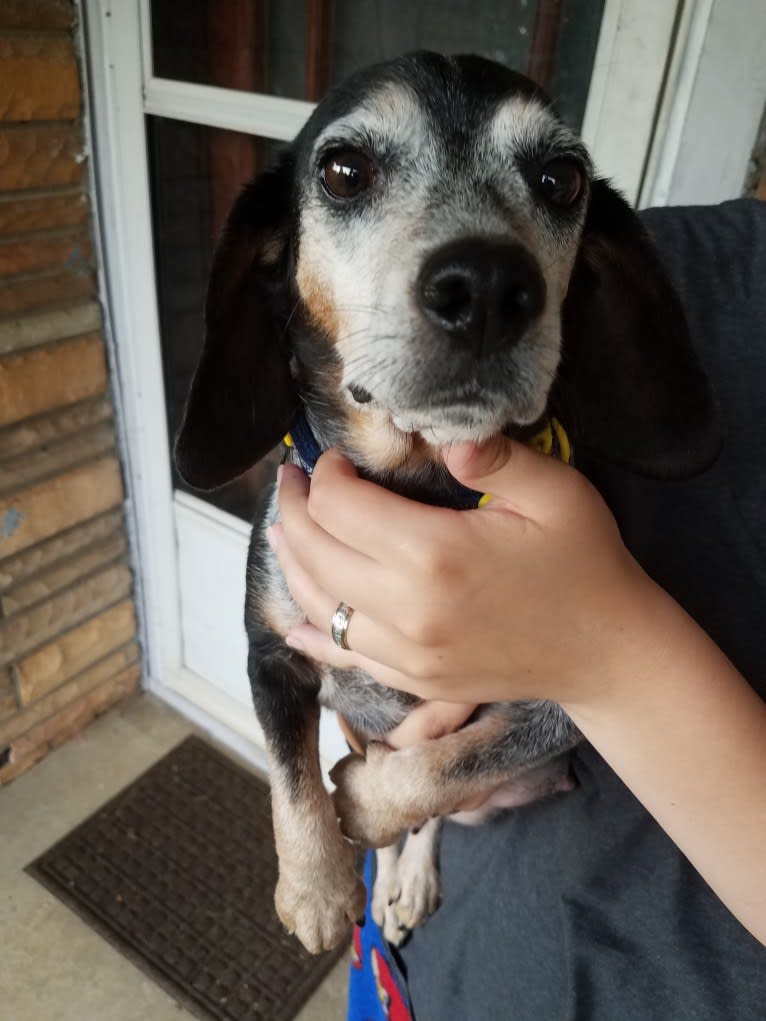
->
xmin=174 ymin=157 xmax=299 ymax=489
xmin=557 ymin=179 xmax=721 ymax=479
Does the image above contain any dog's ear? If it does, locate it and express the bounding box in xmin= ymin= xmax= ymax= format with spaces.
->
xmin=174 ymin=158 xmax=300 ymax=489
xmin=558 ymin=179 xmax=721 ymax=478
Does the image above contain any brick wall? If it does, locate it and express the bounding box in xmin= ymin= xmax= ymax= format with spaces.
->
xmin=0 ymin=0 xmax=141 ymax=783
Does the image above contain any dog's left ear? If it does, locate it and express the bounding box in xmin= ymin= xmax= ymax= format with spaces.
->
xmin=558 ymin=179 xmax=721 ymax=478
xmin=174 ymin=158 xmax=300 ymax=489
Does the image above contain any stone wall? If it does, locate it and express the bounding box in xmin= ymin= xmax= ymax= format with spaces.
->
xmin=0 ymin=0 xmax=141 ymax=783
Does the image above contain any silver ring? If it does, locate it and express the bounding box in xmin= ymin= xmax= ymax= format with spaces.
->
xmin=330 ymin=602 xmax=354 ymax=651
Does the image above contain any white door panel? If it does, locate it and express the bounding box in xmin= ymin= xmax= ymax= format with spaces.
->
xmin=176 ymin=494 xmax=251 ymax=704
xmin=175 ymin=492 xmax=349 ymax=766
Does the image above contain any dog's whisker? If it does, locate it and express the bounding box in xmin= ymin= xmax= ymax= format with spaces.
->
xmin=278 ymin=299 xmax=302 ymax=345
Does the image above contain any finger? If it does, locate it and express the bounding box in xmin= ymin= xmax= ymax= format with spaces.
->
xmin=284 ymin=623 xmax=429 ymax=694
xmin=270 ymin=522 xmax=424 ymax=671
xmin=306 ymin=449 xmax=456 ymax=565
xmin=385 ymin=700 xmax=479 ymax=749
xmin=277 ymin=463 xmax=393 ymax=611
xmin=444 ymin=435 xmax=575 ymax=522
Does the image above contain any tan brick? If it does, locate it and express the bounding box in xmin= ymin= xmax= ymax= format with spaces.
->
xmin=0 ymin=418 xmax=115 ymax=495
xmin=0 ymin=743 xmax=47 ymax=784
xmin=0 ymin=665 xmax=141 ymax=785
xmin=0 ymin=666 xmax=16 ymax=720
xmin=0 ymin=228 xmax=92 ymax=277
xmin=0 ymin=691 xmax=17 ymax=720
xmin=15 ymin=599 xmax=136 ymax=702
xmin=0 ymin=2 xmax=75 ymax=32
xmin=0 ymin=562 xmax=133 ymax=668
xmin=52 ymin=665 xmax=141 ymax=747
xmin=0 ymin=270 xmax=95 ymax=318
xmin=0 ymin=123 xmax=85 ymax=191
xmin=0 ymin=395 xmax=111 ymax=462
xmin=0 ymin=640 xmax=139 ymax=745
xmin=0 ymin=190 xmax=88 ymax=235
xmin=1 ymin=531 xmax=126 ymax=614
xmin=0 ymin=300 xmax=100 ymax=355
xmin=0 ymin=508 xmax=122 ymax=590
xmin=0 ymin=334 xmax=106 ymax=427
xmin=0 ymin=456 xmax=123 ymax=558
xmin=0 ymin=35 xmax=80 ymax=122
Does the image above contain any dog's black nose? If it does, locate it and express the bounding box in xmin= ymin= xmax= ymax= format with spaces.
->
xmin=417 ymin=240 xmax=546 ymax=357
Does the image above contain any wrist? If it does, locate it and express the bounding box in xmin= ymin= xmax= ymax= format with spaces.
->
xmin=559 ymin=567 xmax=694 ymax=720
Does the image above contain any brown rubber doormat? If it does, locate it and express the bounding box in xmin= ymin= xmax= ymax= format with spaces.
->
xmin=27 ymin=734 xmax=347 ymax=1021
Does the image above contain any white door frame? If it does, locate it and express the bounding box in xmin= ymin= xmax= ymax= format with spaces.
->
xmin=639 ymin=0 xmax=766 ymax=208
xmin=81 ymin=0 xmax=759 ymax=766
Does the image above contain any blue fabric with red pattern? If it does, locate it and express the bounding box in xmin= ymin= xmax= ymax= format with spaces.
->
xmin=347 ymin=852 xmax=413 ymax=1021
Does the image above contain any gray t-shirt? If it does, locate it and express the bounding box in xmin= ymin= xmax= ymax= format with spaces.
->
xmin=397 ymin=200 xmax=766 ymax=1020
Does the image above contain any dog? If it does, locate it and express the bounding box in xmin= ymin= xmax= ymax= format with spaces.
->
xmin=174 ymin=52 xmax=720 ymax=954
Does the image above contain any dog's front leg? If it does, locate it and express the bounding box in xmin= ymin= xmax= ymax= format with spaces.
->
xmin=332 ymin=706 xmax=577 ymax=847
xmin=250 ymin=639 xmax=366 ymax=953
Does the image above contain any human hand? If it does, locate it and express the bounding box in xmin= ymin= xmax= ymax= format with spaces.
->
xmin=269 ymin=436 xmax=658 ymax=709
xmin=272 ymin=438 xmax=766 ymax=949
xmin=384 ymin=699 xmax=479 ymax=748
xmin=385 ymin=701 xmax=493 ymax=811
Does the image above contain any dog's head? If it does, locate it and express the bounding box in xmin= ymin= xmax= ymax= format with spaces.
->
xmin=175 ymin=51 xmax=720 ymax=490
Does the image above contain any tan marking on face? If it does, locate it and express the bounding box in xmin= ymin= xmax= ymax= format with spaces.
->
xmin=345 ymin=404 xmax=452 ymax=475
xmin=346 ymin=404 xmax=413 ymax=471
xmin=406 ymin=432 xmax=447 ymax=472
xmin=296 ymin=261 xmax=340 ymax=339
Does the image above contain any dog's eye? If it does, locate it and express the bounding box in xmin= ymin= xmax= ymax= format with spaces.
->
xmin=538 ymin=159 xmax=584 ymax=208
xmin=320 ymin=151 xmax=375 ymax=199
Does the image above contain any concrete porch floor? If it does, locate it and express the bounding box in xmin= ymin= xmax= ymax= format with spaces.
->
xmin=0 ymin=693 xmax=347 ymax=1020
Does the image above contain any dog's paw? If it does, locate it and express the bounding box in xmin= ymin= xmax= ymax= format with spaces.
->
xmin=330 ymin=744 xmax=414 ymax=847
xmin=275 ymin=841 xmax=366 ymax=954
xmin=372 ymin=836 xmax=441 ymax=946
xmin=371 ymin=850 xmax=401 ymax=933
xmin=392 ymin=842 xmax=440 ymax=937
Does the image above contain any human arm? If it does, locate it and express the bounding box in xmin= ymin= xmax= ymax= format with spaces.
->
xmin=269 ymin=438 xmax=766 ymax=946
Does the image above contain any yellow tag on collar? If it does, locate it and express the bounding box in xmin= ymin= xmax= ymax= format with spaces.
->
xmin=527 ymin=417 xmax=571 ymax=464
xmin=283 ymin=432 xmax=294 ymax=448
xmin=477 ymin=417 xmax=571 ymax=506
xmin=529 ymin=421 xmax=553 ymax=456
xmin=551 ymin=417 xmax=572 ymax=465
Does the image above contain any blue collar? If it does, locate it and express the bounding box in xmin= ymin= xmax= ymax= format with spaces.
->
xmin=284 ymin=405 xmax=324 ymax=477
xmin=283 ymin=406 xmax=571 ymax=511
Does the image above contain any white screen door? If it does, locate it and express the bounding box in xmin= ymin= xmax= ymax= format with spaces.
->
xmin=84 ymin=0 xmax=685 ymax=767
